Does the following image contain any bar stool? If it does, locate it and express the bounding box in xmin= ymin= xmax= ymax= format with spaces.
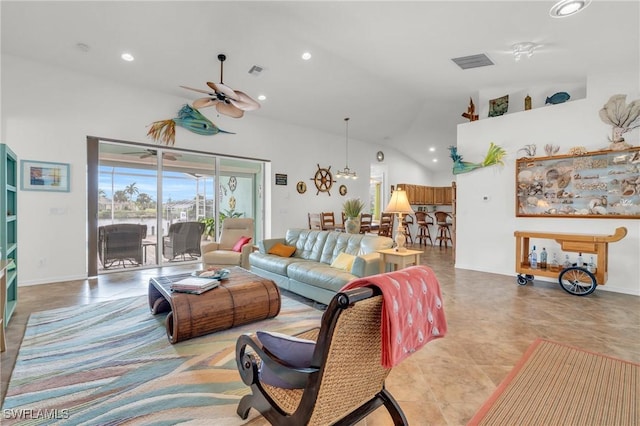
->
xmin=434 ymin=211 xmax=453 ymax=248
xmin=402 ymin=214 xmax=414 ymax=244
xmin=414 ymin=211 xmax=433 ymax=246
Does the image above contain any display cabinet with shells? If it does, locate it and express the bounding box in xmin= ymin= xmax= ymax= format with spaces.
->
xmin=516 ymin=147 xmax=640 ymax=218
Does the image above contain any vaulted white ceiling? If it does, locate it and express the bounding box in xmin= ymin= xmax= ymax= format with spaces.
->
xmin=2 ymin=1 xmax=638 ymax=173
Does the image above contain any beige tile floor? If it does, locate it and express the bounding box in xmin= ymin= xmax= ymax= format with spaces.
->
xmin=2 ymin=244 xmax=639 ymax=425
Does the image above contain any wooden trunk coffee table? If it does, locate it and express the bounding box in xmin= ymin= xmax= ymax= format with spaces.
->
xmin=148 ymin=266 xmax=281 ymax=344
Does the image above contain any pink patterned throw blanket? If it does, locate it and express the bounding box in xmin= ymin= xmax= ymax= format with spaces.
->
xmin=340 ymin=265 xmax=447 ymax=368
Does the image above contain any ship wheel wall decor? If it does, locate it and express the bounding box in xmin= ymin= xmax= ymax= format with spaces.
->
xmin=310 ymin=164 xmax=336 ymax=195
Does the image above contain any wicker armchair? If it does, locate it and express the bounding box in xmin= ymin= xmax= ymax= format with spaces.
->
xmin=235 ymin=286 xmax=408 ymax=425
xmin=98 ymin=224 xmax=147 ymax=268
xmin=162 ymin=221 xmax=205 ymax=261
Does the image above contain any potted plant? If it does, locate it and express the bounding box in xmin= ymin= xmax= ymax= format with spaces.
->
xmin=342 ymin=198 xmax=365 ymax=234
xmin=200 ymin=217 xmax=216 ymax=240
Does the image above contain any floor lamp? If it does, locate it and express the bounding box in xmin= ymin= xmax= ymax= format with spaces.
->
xmin=384 ymin=188 xmax=414 ymax=252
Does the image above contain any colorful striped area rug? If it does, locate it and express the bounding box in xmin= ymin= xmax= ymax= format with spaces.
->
xmin=2 ymin=295 xmax=323 ymax=425
xmin=468 ymin=338 xmax=639 ymax=426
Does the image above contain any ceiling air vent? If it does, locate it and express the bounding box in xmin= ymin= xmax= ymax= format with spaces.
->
xmin=451 ymin=53 xmax=494 ymax=70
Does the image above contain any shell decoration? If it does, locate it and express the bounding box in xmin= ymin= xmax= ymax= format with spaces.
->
xmin=599 ymin=94 xmax=640 ymax=149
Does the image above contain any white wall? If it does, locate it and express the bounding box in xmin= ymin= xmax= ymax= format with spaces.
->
xmin=456 ymin=71 xmax=640 ymax=296
xmin=1 ymin=54 xmax=432 ymax=285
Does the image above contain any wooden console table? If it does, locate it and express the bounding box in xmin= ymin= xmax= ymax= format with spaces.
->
xmin=514 ymin=227 xmax=627 ymax=287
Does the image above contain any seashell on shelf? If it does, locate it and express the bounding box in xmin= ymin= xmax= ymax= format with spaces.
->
xmin=591 ymin=206 xmax=608 ymax=215
xmin=557 ymin=173 xmax=571 ymax=189
xmin=546 ymin=168 xmax=559 ymax=181
xmin=518 ymin=170 xmax=532 ymax=182
xmin=622 ymin=186 xmax=636 ymax=196
xmin=568 ymin=146 xmax=588 ymax=156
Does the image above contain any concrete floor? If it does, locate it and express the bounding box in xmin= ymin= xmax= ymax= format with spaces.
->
xmin=2 ymin=244 xmax=639 ymax=424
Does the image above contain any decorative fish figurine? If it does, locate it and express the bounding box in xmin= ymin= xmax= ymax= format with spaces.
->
xmin=147 ymin=104 xmax=234 ymax=145
xmin=545 ymin=92 xmax=570 ymax=105
xmin=449 ymin=143 xmax=507 ymax=175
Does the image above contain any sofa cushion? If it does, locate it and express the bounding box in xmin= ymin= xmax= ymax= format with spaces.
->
xmin=287 ymin=261 xmax=355 ymax=292
xmin=285 ymin=229 xmax=329 ymax=262
xmin=320 ymin=232 xmax=378 ymax=264
xmin=233 ymin=236 xmax=252 ymax=252
xmin=257 ymin=331 xmax=315 ymax=389
xmin=330 ymin=252 xmax=355 ymax=271
xmin=268 ymin=242 xmax=296 ymax=257
xmin=250 ymin=251 xmax=311 ymax=276
xmin=203 ymin=250 xmax=241 ymax=265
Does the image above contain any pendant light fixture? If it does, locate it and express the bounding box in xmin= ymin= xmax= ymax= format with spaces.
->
xmin=336 ymin=117 xmax=357 ymax=179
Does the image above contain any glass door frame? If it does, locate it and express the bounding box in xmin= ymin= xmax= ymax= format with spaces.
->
xmin=87 ymin=136 xmax=268 ymax=277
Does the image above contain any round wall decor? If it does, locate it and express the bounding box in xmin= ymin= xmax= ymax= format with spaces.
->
xmin=339 ymin=185 xmax=347 ymax=196
xmin=296 ymin=181 xmax=307 ymax=194
xmin=376 ymin=151 xmax=385 ymax=162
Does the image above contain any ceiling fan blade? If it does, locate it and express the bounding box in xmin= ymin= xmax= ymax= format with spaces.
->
xmin=140 ymin=153 xmax=153 ymax=159
xmin=193 ymin=97 xmax=217 ymax=108
xmin=163 ymin=154 xmax=177 ymax=161
xmin=230 ymin=90 xmax=261 ymax=111
xmin=216 ymin=102 xmax=244 ymax=118
xmin=180 ymin=85 xmax=215 ymax=96
xmin=207 ymin=82 xmax=237 ymax=99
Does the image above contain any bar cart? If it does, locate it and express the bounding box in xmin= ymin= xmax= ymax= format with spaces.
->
xmin=514 ymin=227 xmax=627 ymax=296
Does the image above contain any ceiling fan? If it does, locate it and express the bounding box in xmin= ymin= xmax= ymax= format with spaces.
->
xmin=180 ymin=54 xmax=260 ymax=118
xmin=124 ymin=149 xmax=181 ymax=161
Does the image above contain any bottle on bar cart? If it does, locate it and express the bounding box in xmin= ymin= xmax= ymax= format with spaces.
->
xmin=530 ymin=246 xmax=538 ymax=269
xmin=540 ymin=248 xmax=547 ymax=270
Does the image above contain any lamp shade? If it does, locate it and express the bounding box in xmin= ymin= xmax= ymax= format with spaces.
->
xmin=384 ymin=189 xmax=414 ymax=214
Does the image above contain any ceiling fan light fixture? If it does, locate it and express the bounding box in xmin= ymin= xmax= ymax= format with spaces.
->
xmin=336 ymin=117 xmax=357 ymax=179
xmin=180 ymin=53 xmax=260 ymax=118
xmin=550 ymin=0 xmax=591 ymax=17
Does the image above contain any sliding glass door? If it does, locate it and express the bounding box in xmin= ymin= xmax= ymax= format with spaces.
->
xmin=89 ymin=138 xmax=265 ymax=275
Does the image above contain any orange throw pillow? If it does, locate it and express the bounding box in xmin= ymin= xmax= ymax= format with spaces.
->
xmin=268 ymin=243 xmax=296 ymax=257
xmin=232 ymin=236 xmax=252 ymax=253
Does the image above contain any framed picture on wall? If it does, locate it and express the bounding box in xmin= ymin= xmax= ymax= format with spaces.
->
xmin=20 ymin=160 xmax=70 ymax=192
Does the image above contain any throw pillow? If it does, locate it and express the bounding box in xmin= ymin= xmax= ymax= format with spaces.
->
xmin=232 ymin=236 xmax=252 ymax=253
xmin=330 ymin=252 xmax=356 ymax=271
xmin=267 ymin=242 xmax=296 ymax=257
xmin=256 ymin=331 xmax=316 ymax=389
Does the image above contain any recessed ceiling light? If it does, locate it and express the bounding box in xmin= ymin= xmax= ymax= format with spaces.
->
xmin=432 ymin=158 xmax=438 ymax=163
xmin=121 ymin=52 xmax=134 ymax=62
xmin=301 ymin=52 xmax=312 ymax=60
xmin=550 ymin=0 xmax=591 ymax=17
xmin=429 ymin=147 xmax=436 ymax=152
xmin=258 ymin=95 xmax=266 ymax=101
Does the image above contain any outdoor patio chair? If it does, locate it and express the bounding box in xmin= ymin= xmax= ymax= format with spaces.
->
xmin=98 ymin=224 xmax=147 ymax=268
xmin=162 ymin=221 xmax=206 ymax=261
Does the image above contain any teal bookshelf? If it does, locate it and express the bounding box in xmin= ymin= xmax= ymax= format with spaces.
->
xmin=1 ymin=144 xmax=18 ymax=325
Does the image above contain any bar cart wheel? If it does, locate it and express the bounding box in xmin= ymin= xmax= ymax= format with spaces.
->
xmin=558 ymin=267 xmax=597 ymax=296
xmin=516 ymin=274 xmax=534 ymax=286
